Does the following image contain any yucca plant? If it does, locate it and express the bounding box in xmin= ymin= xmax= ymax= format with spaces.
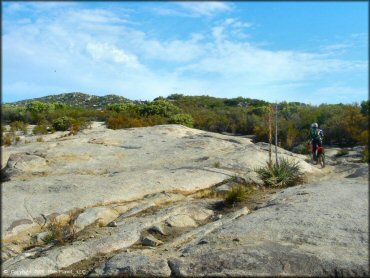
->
xmin=256 ymin=158 xmax=304 ymax=188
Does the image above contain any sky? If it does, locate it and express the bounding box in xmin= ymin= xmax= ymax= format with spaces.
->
xmin=2 ymin=1 xmax=369 ymax=104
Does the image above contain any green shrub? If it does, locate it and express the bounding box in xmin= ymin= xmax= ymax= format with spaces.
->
xmin=335 ymin=149 xmax=349 ymax=157
xmin=107 ymin=102 xmax=139 ymax=114
xmin=33 ymin=120 xmax=50 ymax=135
xmin=256 ymin=158 xmax=304 ymax=188
xmin=52 ymin=116 xmax=73 ymax=131
xmin=26 ymin=101 xmax=53 ymax=113
xmin=213 ymin=161 xmax=221 ymax=168
xmin=33 ymin=125 xmax=48 ymax=135
xmin=10 ymin=121 xmax=28 ymax=135
xmin=363 ymin=147 xmax=369 ymax=163
xmin=42 ymin=232 xmax=56 ymax=244
xmin=293 ymin=143 xmax=310 ymax=154
xmin=53 ymin=102 xmax=68 ymax=109
xmin=144 ymin=114 xmax=167 ymax=126
xmin=224 ymin=185 xmax=248 ymax=205
xmin=169 ymin=113 xmax=194 ymax=127
xmin=140 ymin=99 xmax=181 ymax=117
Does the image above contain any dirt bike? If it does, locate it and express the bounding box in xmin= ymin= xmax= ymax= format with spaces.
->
xmin=307 ymin=143 xmax=325 ymax=168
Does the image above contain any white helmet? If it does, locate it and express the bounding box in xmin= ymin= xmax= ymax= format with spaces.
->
xmin=311 ymin=123 xmax=318 ymax=128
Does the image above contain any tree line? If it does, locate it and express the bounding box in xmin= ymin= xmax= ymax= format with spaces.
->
xmin=2 ymin=95 xmax=368 ymax=158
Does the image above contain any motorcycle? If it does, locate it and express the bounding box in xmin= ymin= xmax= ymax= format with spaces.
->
xmin=307 ymin=143 xmax=325 ymax=168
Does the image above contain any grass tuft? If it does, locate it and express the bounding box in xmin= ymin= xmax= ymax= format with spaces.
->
xmin=44 ymin=211 xmax=78 ymax=245
xmin=363 ymin=147 xmax=369 ymax=163
xmin=335 ymin=149 xmax=349 ymax=157
xmin=213 ymin=161 xmax=221 ymax=168
xmin=224 ymin=184 xmax=249 ymax=205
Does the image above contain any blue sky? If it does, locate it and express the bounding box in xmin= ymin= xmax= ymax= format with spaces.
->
xmin=2 ymin=1 xmax=368 ymax=104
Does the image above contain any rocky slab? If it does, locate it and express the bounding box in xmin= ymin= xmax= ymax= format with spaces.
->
xmin=2 ymin=123 xmax=319 ymax=239
xmin=168 ymin=178 xmax=369 ymax=276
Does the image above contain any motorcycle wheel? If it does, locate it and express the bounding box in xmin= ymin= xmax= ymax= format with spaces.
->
xmin=318 ymin=153 xmax=325 ymax=168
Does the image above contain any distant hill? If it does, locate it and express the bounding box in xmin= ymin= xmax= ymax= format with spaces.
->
xmin=9 ymin=92 xmax=130 ymax=109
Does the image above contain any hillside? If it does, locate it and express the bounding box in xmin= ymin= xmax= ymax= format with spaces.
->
xmin=2 ymin=92 xmax=369 ymax=154
xmin=8 ymin=92 xmax=130 ymax=109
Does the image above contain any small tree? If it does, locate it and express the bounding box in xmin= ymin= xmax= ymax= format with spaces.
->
xmin=52 ymin=116 xmax=73 ymax=131
xmin=169 ymin=113 xmax=194 ymax=127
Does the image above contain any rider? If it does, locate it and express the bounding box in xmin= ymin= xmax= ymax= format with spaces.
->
xmin=309 ymin=123 xmax=324 ymax=160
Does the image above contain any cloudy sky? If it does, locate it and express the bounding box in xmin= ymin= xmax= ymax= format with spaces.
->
xmin=3 ymin=1 xmax=368 ymax=104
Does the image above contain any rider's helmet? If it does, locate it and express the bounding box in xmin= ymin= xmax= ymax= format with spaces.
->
xmin=311 ymin=123 xmax=318 ymax=128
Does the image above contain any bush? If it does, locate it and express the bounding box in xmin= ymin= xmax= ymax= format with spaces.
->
xmin=140 ymin=99 xmax=181 ymax=117
xmin=256 ymin=158 xmax=304 ymax=188
xmin=292 ymin=143 xmax=310 ymax=154
xmin=52 ymin=116 xmax=73 ymax=131
xmin=224 ymin=185 xmax=248 ymax=205
xmin=144 ymin=115 xmax=167 ymax=126
xmin=42 ymin=232 xmax=57 ymax=244
xmin=26 ymin=101 xmax=53 ymax=113
xmin=33 ymin=125 xmax=48 ymax=135
xmin=68 ymin=118 xmax=91 ymax=135
xmin=169 ymin=113 xmax=194 ymax=127
xmin=3 ymin=133 xmax=13 ymax=146
xmin=45 ymin=213 xmax=77 ymax=245
xmin=107 ymin=115 xmax=145 ymax=129
xmin=33 ymin=120 xmax=50 ymax=135
xmin=10 ymin=121 xmax=28 ymax=135
xmin=107 ymin=102 xmax=139 ymax=114
xmin=335 ymin=149 xmax=349 ymax=157
xmin=363 ymin=147 xmax=369 ymax=163
xmin=213 ymin=161 xmax=221 ymax=168
xmin=36 ymin=137 xmax=44 ymax=142
xmin=106 ymin=115 xmax=126 ymax=130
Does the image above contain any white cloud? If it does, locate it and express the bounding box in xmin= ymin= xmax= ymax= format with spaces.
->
xmin=177 ymin=2 xmax=233 ymax=16
xmin=153 ymin=2 xmax=233 ymax=17
xmin=3 ymin=3 xmax=368 ymax=103
xmin=66 ymin=8 xmax=129 ymax=24
xmin=211 ymin=18 xmax=252 ymax=41
xmin=86 ymin=42 xmax=141 ymax=67
xmin=223 ymin=18 xmax=252 ymax=28
xmin=313 ymin=85 xmax=368 ymax=99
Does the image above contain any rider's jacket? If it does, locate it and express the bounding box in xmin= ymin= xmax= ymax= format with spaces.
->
xmin=309 ymin=127 xmax=324 ymax=141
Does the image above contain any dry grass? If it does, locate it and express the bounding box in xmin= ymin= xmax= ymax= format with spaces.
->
xmin=43 ymin=211 xmax=79 ymax=245
xmin=224 ymin=184 xmax=255 ymax=205
xmin=191 ymin=188 xmax=225 ymax=199
xmin=335 ymin=149 xmax=349 ymax=157
xmin=36 ymin=136 xmax=44 ymax=142
xmin=213 ymin=161 xmax=221 ymax=168
xmin=3 ymin=134 xmax=13 ymax=146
